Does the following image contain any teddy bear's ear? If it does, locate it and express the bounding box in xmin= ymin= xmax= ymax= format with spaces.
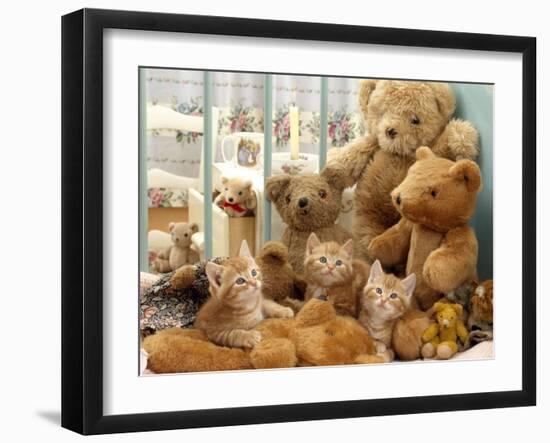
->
xmin=238 ymin=240 xmax=252 ymax=258
xmin=416 ymin=146 xmax=435 ymax=161
xmin=358 ymin=79 xmax=378 ymax=117
xmin=168 ymin=222 xmax=176 ymax=232
xmin=221 ymin=176 xmax=229 ymax=185
xmin=265 ymin=175 xmax=291 ymax=202
xmin=320 ymin=167 xmax=347 ymax=191
xmin=432 ymin=301 xmax=445 ymax=313
xmin=368 ymin=259 xmax=384 ymax=284
xmin=452 ymin=303 xmax=463 ymax=317
xmin=243 ymin=179 xmax=253 ymax=191
xmin=429 ymin=82 xmax=456 ymax=121
xmin=306 ymin=233 xmax=321 ymax=256
xmin=448 ymin=159 xmax=482 ymax=193
xmin=400 ymin=273 xmax=417 ymax=299
xmin=205 ymin=262 xmax=224 ymax=293
xmin=341 ymin=239 xmax=353 ymax=260
xmin=189 ymin=222 xmax=199 ymax=233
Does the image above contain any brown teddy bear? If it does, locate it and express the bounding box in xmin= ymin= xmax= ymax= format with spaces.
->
xmin=142 ymin=297 xmax=383 ymax=373
xmin=368 ymin=146 xmax=482 ymax=311
xmin=214 ymin=175 xmax=257 ymax=217
xmin=323 ymin=80 xmax=479 ymax=263
xmin=265 ymin=170 xmax=351 ymax=274
xmin=153 ymin=222 xmax=200 ymax=272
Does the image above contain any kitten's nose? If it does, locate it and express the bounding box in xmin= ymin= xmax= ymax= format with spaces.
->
xmin=327 ymin=264 xmax=335 ymax=271
xmin=298 ymin=197 xmax=308 ymax=208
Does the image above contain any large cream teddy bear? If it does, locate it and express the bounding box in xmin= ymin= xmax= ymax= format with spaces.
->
xmin=323 ymin=80 xmax=479 ymax=263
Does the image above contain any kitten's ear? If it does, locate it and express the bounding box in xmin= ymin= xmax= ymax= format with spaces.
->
xmin=239 ymin=240 xmax=252 ymax=258
xmin=368 ymin=259 xmax=383 ymax=284
xmin=401 ymin=273 xmax=416 ymax=299
xmin=341 ymin=239 xmax=353 ymax=259
xmin=306 ymin=233 xmax=321 ymax=256
xmin=205 ymin=262 xmax=224 ymax=292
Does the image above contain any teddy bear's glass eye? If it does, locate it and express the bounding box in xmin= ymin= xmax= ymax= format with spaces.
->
xmin=431 ymin=189 xmax=438 ymax=198
xmin=319 ymin=256 xmax=327 ymax=264
xmin=389 ymin=292 xmax=398 ymax=299
xmin=238 ymin=191 xmax=242 ymax=195
xmin=319 ymin=189 xmax=327 ymax=199
xmin=376 ymin=287 xmax=383 ymax=294
xmin=285 ymin=194 xmax=291 ymax=204
xmin=335 ymin=259 xmax=343 ymax=266
xmin=411 ymin=116 xmax=421 ymax=125
xmin=236 ymin=277 xmax=246 ymax=285
xmin=184 ymin=233 xmax=188 ymax=237
xmin=251 ymin=269 xmax=257 ymax=277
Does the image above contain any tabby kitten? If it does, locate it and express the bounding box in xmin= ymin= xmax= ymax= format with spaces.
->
xmin=303 ymin=233 xmax=370 ymax=317
xmin=194 ymin=240 xmax=294 ymax=349
xmin=358 ymin=260 xmax=416 ymax=361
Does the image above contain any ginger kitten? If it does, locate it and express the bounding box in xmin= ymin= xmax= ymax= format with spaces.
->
xmin=358 ymin=260 xmax=416 ymax=361
xmin=194 ymin=240 xmax=294 ymax=348
xmin=303 ymin=233 xmax=370 ymax=317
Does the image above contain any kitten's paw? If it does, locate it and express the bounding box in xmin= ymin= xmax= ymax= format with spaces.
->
xmin=243 ymin=331 xmax=262 ymax=349
xmin=278 ymin=307 xmax=295 ymax=318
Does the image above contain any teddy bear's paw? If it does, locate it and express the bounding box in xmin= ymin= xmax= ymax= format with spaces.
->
xmin=242 ymin=331 xmax=263 ymax=349
xmin=367 ymin=237 xmax=392 ymax=264
xmin=423 ymin=256 xmax=456 ymax=293
xmin=421 ymin=343 xmax=436 ymax=359
xmin=436 ymin=343 xmax=456 ymax=360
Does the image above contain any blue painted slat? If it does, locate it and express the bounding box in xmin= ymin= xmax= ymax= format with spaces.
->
xmin=263 ymin=74 xmax=273 ymax=243
xmin=319 ymin=77 xmax=329 ymax=169
xmin=203 ymin=71 xmax=213 ymax=259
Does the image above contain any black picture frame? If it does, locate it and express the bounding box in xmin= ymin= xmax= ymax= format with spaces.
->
xmin=62 ymin=8 xmax=537 ymax=435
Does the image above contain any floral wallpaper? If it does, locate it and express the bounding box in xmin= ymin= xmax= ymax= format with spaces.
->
xmin=145 ymin=69 xmax=365 ymax=178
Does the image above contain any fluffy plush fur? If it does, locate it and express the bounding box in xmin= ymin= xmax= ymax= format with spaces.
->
xmin=303 ymin=234 xmax=370 ymax=317
xmin=421 ymin=302 xmax=469 ymax=360
xmin=153 ymin=222 xmax=199 ymax=272
xmin=142 ymin=297 xmax=383 ymax=373
xmin=214 ymin=176 xmax=257 ymax=217
xmin=358 ymin=260 xmax=416 ymax=362
xmin=265 ymin=170 xmax=351 ymax=274
xmin=323 ymin=80 xmax=479 ymax=263
xmin=467 ymin=280 xmax=493 ymax=332
xmin=367 ymin=147 xmax=481 ymax=311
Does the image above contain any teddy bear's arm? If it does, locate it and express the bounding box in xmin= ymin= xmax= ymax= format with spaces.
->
xmin=245 ymin=194 xmax=257 ymax=210
xmin=367 ymin=218 xmax=413 ymax=268
xmin=421 ymin=323 xmax=439 ymax=343
xmin=456 ymin=320 xmax=469 ymax=344
xmin=431 ymin=119 xmax=479 ymax=161
xmin=323 ymin=134 xmax=379 ymax=189
xmin=423 ymin=226 xmax=478 ymax=293
xmin=157 ymin=246 xmax=171 ymax=260
xmin=213 ymin=193 xmax=225 ymax=208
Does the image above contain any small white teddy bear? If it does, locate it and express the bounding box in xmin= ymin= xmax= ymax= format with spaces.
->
xmin=214 ymin=176 xmax=257 ymax=217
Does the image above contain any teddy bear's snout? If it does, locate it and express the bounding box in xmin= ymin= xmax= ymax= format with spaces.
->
xmin=298 ymin=197 xmax=309 ymax=208
xmin=228 ymin=197 xmax=234 ymax=203
xmin=386 ymin=127 xmax=398 ymax=139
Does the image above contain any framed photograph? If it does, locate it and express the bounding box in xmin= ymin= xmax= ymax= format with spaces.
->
xmin=62 ymin=8 xmax=536 ymax=435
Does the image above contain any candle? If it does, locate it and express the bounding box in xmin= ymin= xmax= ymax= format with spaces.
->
xmin=289 ymin=105 xmax=299 ymax=160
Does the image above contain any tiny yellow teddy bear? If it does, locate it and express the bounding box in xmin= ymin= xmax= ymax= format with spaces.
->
xmin=421 ymin=302 xmax=468 ymax=360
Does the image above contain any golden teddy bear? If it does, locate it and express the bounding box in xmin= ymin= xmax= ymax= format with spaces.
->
xmin=323 ymin=80 xmax=479 ymax=264
xmin=421 ymin=302 xmax=469 ymax=360
xmin=142 ymin=296 xmax=383 ymax=373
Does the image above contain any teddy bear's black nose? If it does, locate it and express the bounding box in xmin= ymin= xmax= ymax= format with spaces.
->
xmin=228 ymin=197 xmax=234 ymax=203
xmin=395 ymin=194 xmax=401 ymax=205
xmin=386 ymin=127 xmax=397 ymax=139
xmin=298 ymin=197 xmax=309 ymax=208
